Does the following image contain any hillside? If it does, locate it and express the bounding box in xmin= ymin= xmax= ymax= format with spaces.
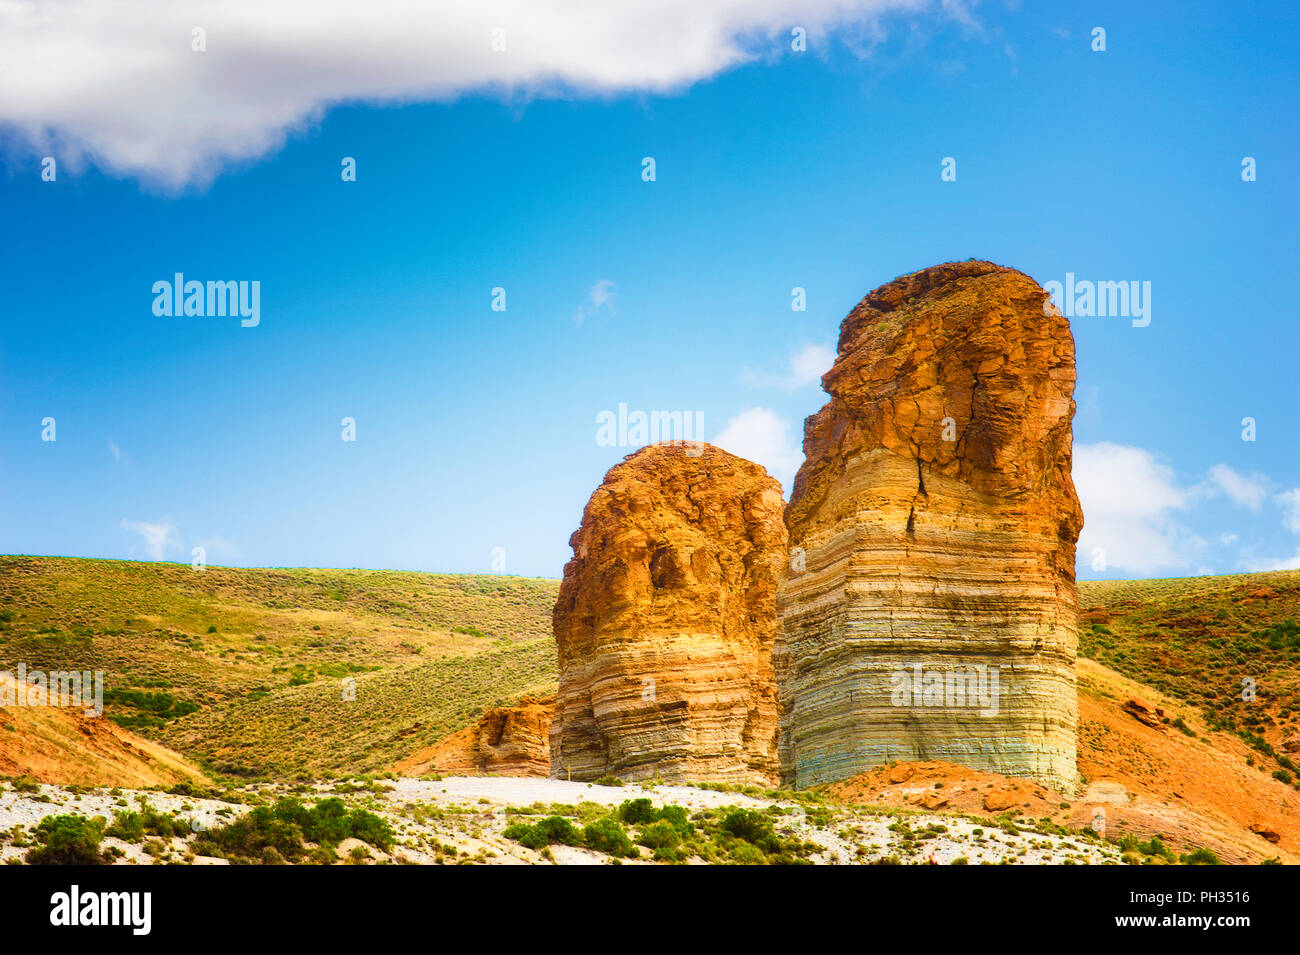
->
xmin=0 ymin=556 xmax=559 ymax=779
xmin=0 ymin=672 xmax=208 ymax=788
xmin=2 ymin=556 xmax=1299 ymax=812
xmin=1078 ymin=570 xmax=1300 ymax=785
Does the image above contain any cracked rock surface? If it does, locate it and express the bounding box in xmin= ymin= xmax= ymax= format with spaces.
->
xmin=551 ymin=443 xmax=787 ymax=784
xmin=778 ymin=260 xmax=1083 ymax=792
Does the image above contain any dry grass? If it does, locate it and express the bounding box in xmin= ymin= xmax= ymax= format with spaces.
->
xmin=0 ymin=556 xmax=559 ymax=780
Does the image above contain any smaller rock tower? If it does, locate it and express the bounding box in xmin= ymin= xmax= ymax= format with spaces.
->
xmin=550 ymin=442 xmax=787 ymax=785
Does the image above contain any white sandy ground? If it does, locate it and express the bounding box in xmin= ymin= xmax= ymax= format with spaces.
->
xmin=0 ymin=777 xmax=1121 ymax=866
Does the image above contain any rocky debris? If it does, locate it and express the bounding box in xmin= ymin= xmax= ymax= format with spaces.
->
xmin=397 ymin=695 xmax=554 ymax=777
xmin=1122 ymin=698 xmax=1166 ymax=730
xmin=550 ymin=443 xmax=787 ymax=784
xmin=908 ymin=791 xmax=949 ymax=810
xmin=777 ymin=261 xmax=1082 ymax=792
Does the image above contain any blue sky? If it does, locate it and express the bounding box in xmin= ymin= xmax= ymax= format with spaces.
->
xmin=1 ymin=0 xmax=1297 ymax=579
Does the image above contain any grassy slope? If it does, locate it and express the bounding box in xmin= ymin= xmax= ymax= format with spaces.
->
xmin=4 ymin=556 xmax=1299 ymax=787
xmin=1078 ymin=570 xmax=1300 ymax=781
xmin=0 ymin=556 xmax=559 ymax=779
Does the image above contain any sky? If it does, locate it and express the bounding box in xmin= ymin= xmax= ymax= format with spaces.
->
xmin=0 ymin=0 xmax=1297 ymax=581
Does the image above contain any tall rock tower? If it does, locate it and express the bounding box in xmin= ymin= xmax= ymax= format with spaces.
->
xmin=551 ymin=443 xmax=787 ymax=785
xmin=777 ymin=261 xmax=1082 ymax=792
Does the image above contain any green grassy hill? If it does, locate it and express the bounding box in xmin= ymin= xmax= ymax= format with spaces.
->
xmin=3 ymin=556 xmax=1298 ymax=785
xmin=0 ymin=556 xmax=560 ymax=778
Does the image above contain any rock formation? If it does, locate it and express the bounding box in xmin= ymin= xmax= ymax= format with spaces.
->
xmin=777 ymin=260 xmax=1082 ymax=792
xmin=551 ymin=443 xmax=786 ymax=784
xmin=396 ymin=694 xmax=554 ymax=777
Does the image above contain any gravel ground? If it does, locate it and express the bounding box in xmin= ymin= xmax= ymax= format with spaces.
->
xmin=0 ymin=777 xmax=1121 ymax=866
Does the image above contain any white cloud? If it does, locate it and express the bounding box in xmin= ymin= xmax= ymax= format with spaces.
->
xmin=120 ymin=519 xmax=181 ymax=561
xmin=1205 ymin=464 xmax=1270 ymax=511
xmin=0 ymin=0 xmax=964 ymax=188
xmin=1242 ymin=551 xmax=1300 ymax=572
xmin=1276 ymin=488 xmax=1300 ymax=533
xmin=741 ymin=343 xmax=835 ymax=390
xmin=1243 ymin=488 xmax=1300 ymax=570
xmin=714 ymin=407 xmax=802 ymax=491
xmin=572 ymin=279 xmax=616 ymax=326
xmin=108 ymin=439 xmax=122 ymax=463
xmin=1073 ymin=442 xmax=1203 ymax=575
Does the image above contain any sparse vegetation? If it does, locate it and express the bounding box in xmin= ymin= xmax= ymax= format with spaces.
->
xmin=26 ymin=814 xmax=106 ymax=865
xmin=190 ymin=796 xmax=393 ymax=863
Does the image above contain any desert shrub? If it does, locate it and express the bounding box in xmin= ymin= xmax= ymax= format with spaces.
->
xmin=1259 ymin=619 xmax=1300 ymax=650
xmin=656 ymin=804 xmax=692 ymax=832
xmin=347 ymin=809 xmax=394 ymax=851
xmin=141 ymin=806 xmax=188 ymax=838
xmin=502 ymin=822 xmax=547 ymax=850
xmin=637 ymin=820 xmax=681 ymax=851
xmin=105 ymin=810 xmax=144 ymax=842
xmin=27 ymin=815 xmax=105 ymax=865
xmin=720 ymin=809 xmax=775 ymax=846
xmin=618 ymin=798 xmax=658 ymax=825
xmin=582 ymin=817 xmax=638 ymax=858
xmin=191 ymin=797 xmax=391 ymax=863
xmin=503 ymin=815 xmax=583 ymax=851
xmin=593 ymin=775 xmax=624 ymax=787
xmin=729 ymin=842 xmax=766 ymax=864
xmin=1180 ymin=847 xmax=1220 ymax=865
xmin=536 ymin=815 xmax=583 ymax=846
xmin=1136 ymin=836 xmax=1177 ymax=863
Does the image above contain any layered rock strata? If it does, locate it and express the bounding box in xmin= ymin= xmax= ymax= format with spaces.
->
xmin=551 ymin=443 xmax=786 ymax=784
xmin=398 ymin=694 xmax=554 ymax=777
xmin=777 ymin=261 xmax=1082 ymax=792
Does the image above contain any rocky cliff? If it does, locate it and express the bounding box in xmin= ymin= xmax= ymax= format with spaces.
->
xmin=551 ymin=443 xmax=786 ymax=784
xmin=777 ymin=260 xmax=1082 ymax=792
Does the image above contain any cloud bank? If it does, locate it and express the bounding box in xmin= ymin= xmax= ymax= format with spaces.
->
xmin=0 ymin=0 xmax=957 ymax=187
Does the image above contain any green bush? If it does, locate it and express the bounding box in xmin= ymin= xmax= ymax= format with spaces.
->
xmin=618 ymin=798 xmax=658 ymax=825
xmin=503 ymin=815 xmax=583 ymax=851
xmin=582 ymin=817 xmax=637 ymax=858
xmin=27 ymin=815 xmax=105 ymax=865
xmin=637 ymin=820 xmax=681 ymax=851
xmin=192 ymin=797 xmax=392 ymax=863
xmin=720 ymin=809 xmax=775 ymax=846
xmin=1180 ymin=847 xmax=1220 ymax=865
xmin=105 ymin=810 xmax=145 ymax=842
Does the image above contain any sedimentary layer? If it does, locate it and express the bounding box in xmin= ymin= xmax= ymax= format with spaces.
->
xmin=777 ymin=260 xmax=1082 ymax=792
xmin=397 ymin=694 xmax=554 ymax=777
xmin=551 ymin=443 xmax=786 ymax=784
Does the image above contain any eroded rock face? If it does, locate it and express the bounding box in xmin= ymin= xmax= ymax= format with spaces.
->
xmin=551 ymin=443 xmax=786 ymax=784
xmin=397 ymin=694 xmax=554 ymax=777
xmin=778 ymin=261 xmax=1082 ymax=792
